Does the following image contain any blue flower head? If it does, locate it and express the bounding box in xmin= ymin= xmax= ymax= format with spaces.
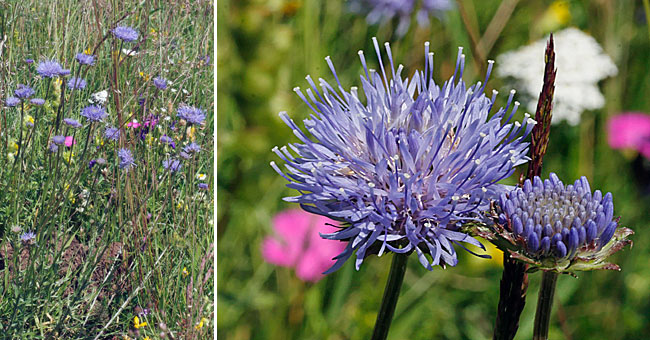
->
xmin=76 ymin=52 xmax=95 ymax=65
xmin=104 ymin=126 xmax=120 ymax=141
xmin=183 ymin=142 xmax=201 ymax=154
xmin=15 ymin=84 xmax=35 ymax=99
xmin=52 ymin=135 xmax=66 ymax=145
xmin=63 ymin=118 xmax=82 ymax=128
xmin=153 ymin=76 xmax=168 ymax=90
xmin=30 ymin=98 xmax=45 ymax=106
xmin=118 ymin=148 xmax=136 ymax=171
xmin=37 ymin=60 xmax=67 ymax=78
xmin=353 ymin=0 xmax=453 ymax=36
xmin=68 ymin=77 xmax=87 ymax=90
xmin=5 ymin=97 xmax=20 ymax=107
xmin=272 ymin=39 xmax=534 ymax=273
xmin=112 ymin=26 xmax=139 ymax=42
xmin=162 ymin=158 xmax=182 ymax=173
xmin=492 ymin=173 xmax=633 ymax=272
xmin=160 ymin=135 xmax=175 ymax=148
xmin=80 ymin=105 xmax=107 ymax=122
xmin=21 ymin=231 xmax=36 ymax=243
xmin=177 ymin=105 xmax=206 ymax=125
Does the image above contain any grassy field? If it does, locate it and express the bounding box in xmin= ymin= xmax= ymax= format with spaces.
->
xmin=0 ymin=0 xmax=214 ymax=338
xmin=218 ymin=0 xmax=650 ymax=339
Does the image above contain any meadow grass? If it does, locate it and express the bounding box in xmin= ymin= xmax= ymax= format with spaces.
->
xmin=218 ymin=0 xmax=650 ymax=339
xmin=0 ymin=0 xmax=214 ymax=338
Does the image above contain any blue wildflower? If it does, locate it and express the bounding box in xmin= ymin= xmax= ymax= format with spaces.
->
xmin=15 ymin=84 xmax=35 ymax=99
xmin=491 ymin=173 xmax=634 ymax=272
xmin=176 ymin=105 xmax=206 ymax=125
xmin=52 ymin=135 xmax=66 ymax=145
xmin=153 ymin=76 xmax=168 ymax=90
xmin=198 ymin=183 xmax=208 ymax=190
xmin=25 ymin=58 xmax=34 ymax=64
xmin=89 ymin=157 xmax=106 ymax=169
xmin=37 ymin=60 xmax=66 ymax=78
xmin=30 ymin=98 xmax=45 ymax=106
xmin=179 ymin=151 xmax=190 ymax=160
xmin=118 ymin=148 xmax=136 ymax=171
xmin=5 ymin=97 xmax=20 ymax=107
xmin=160 ymin=135 xmax=175 ymax=148
xmin=76 ymin=52 xmax=95 ymax=65
xmin=21 ymin=231 xmax=36 ymax=243
xmin=183 ymin=142 xmax=201 ymax=154
xmin=104 ymin=126 xmax=120 ymax=141
xmin=162 ymin=158 xmax=182 ymax=173
xmin=112 ymin=26 xmax=139 ymax=42
xmin=353 ymin=0 xmax=453 ymax=36
xmin=80 ymin=105 xmax=107 ymax=122
xmin=68 ymin=77 xmax=87 ymax=90
xmin=272 ymin=39 xmax=534 ymax=273
xmin=63 ymin=118 xmax=82 ymax=128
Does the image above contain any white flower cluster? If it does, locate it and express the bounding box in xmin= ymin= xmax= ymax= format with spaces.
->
xmin=497 ymin=27 xmax=617 ymax=125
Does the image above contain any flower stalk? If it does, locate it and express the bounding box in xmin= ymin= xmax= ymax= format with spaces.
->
xmin=533 ymin=271 xmax=559 ymax=340
xmin=371 ymin=253 xmax=408 ymax=340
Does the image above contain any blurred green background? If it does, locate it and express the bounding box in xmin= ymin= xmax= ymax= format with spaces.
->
xmin=217 ymin=0 xmax=650 ymax=339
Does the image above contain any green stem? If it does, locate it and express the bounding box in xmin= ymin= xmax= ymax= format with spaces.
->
xmin=533 ymin=271 xmax=559 ymax=340
xmin=371 ymin=253 xmax=408 ymax=340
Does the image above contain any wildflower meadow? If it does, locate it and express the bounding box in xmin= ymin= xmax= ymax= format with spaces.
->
xmin=218 ymin=0 xmax=650 ymax=339
xmin=1 ymin=1 xmax=214 ymax=338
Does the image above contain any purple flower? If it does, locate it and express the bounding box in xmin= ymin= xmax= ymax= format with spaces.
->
xmin=159 ymin=135 xmax=175 ymax=148
xmin=30 ymin=98 xmax=45 ymax=106
xmin=36 ymin=60 xmax=66 ymax=78
xmin=179 ymin=151 xmax=190 ymax=159
xmin=118 ymin=148 xmax=136 ymax=171
xmin=153 ymin=76 xmax=168 ymax=90
xmin=25 ymin=59 xmax=34 ymax=64
xmin=272 ymin=40 xmax=533 ymax=273
xmin=15 ymin=84 xmax=35 ymax=99
xmin=492 ymin=174 xmax=634 ymax=272
xmin=63 ymin=118 xmax=82 ymax=128
xmin=198 ymin=183 xmax=208 ymax=190
xmin=183 ymin=142 xmax=201 ymax=154
xmin=89 ymin=157 xmax=106 ymax=169
xmin=68 ymin=77 xmax=87 ymax=90
xmin=162 ymin=158 xmax=182 ymax=172
xmin=354 ymin=0 xmax=453 ymax=36
xmin=112 ymin=26 xmax=139 ymax=42
xmin=21 ymin=231 xmax=36 ymax=243
xmin=49 ymin=143 xmax=59 ymax=153
xmin=176 ymin=105 xmax=206 ymax=125
xmin=104 ymin=126 xmax=120 ymax=141
xmin=52 ymin=135 xmax=66 ymax=145
xmin=5 ymin=97 xmax=20 ymax=107
xmin=76 ymin=52 xmax=95 ymax=65
xmin=80 ymin=105 xmax=107 ymax=122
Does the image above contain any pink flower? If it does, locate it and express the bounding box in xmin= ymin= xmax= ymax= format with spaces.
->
xmin=607 ymin=112 xmax=650 ymax=159
xmin=261 ymin=209 xmax=345 ymax=282
xmin=127 ymin=120 xmax=141 ymax=128
xmin=64 ymin=136 xmax=77 ymax=147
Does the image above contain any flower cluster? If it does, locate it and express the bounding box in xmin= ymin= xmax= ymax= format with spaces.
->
xmin=81 ymin=105 xmax=107 ymax=122
xmin=272 ymin=39 xmax=534 ymax=273
xmin=488 ymin=173 xmax=633 ymax=272
xmin=351 ymin=0 xmax=453 ymax=36
xmin=177 ymin=105 xmax=206 ymax=125
xmin=112 ymin=26 xmax=139 ymax=42
xmin=37 ymin=60 xmax=69 ymax=78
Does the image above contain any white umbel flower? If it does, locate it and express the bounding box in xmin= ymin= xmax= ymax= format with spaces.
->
xmin=497 ymin=27 xmax=617 ymax=125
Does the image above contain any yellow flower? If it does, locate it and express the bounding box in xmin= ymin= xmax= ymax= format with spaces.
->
xmin=26 ymin=115 xmax=34 ymax=126
xmin=84 ymin=48 xmax=92 ymax=55
xmin=195 ymin=317 xmax=208 ymax=330
xmin=182 ymin=267 xmax=189 ymax=277
xmin=139 ymin=71 xmax=151 ymax=81
xmin=187 ymin=126 xmax=196 ymax=141
xmin=549 ymin=0 xmax=571 ymax=25
xmin=55 ymin=78 xmax=63 ymax=86
xmin=133 ymin=316 xmax=147 ymax=329
xmin=143 ymin=337 xmax=151 ymax=340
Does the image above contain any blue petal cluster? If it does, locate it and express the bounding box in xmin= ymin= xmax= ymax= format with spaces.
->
xmin=80 ymin=105 xmax=107 ymax=122
xmin=112 ymin=26 xmax=139 ymax=42
xmin=64 ymin=118 xmax=82 ymax=128
xmin=68 ymin=77 xmax=87 ymax=90
xmin=15 ymin=84 xmax=35 ymax=99
xmin=37 ymin=60 xmax=69 ymax=78
xmin=5 ymin=97 xmax=20 ymax=107
xmin=31 ymin=98 xmax=45 ymax=106
xmin=353 ymin=0 xmax=452 ymax=36
xmin=183 ymin=142 xmax=201 ymax=154
xmin=177 ymin=105 xmax=206 ymax=125
xmin=498 ymin=173 xmax=617 ymax=260
xmin=52 ymin=135 xmax=66 ymax=145
xmin=104 ymin=126 xmax=120 ymax=141
xmin=118 ymin=148 xmax=136 ymax=171
xmin=76 ymin=52 xmax=95 ymax=65
xmin=272 ymin=39 xmax=534 ymax=273
xmin=153 ymin=76 xmax=168 ymax=90
xmin=162 ymin=158 xmax=182 ymax=172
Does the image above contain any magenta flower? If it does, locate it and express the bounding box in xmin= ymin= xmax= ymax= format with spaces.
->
xmin=65 ymin=136 xmax=77 ymax=147
xmin=607 ymin=112 xmax=650 ymax=159
xmin=127 ymin=120 xmax=142 ymax=128
xmin=261 ymin=209 xmax=346 ymax=282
